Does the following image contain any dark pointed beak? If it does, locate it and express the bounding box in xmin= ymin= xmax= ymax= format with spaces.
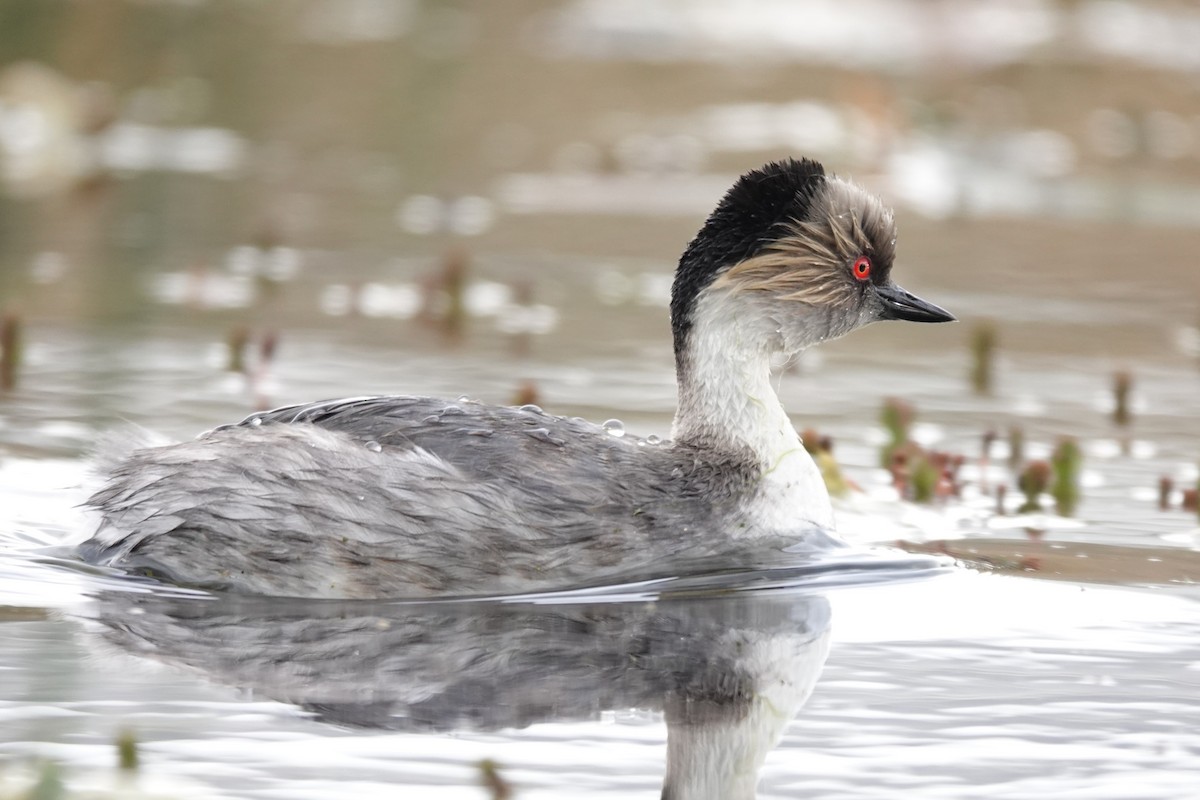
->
xmin=876 ymin=283 xmax=956 ymax=323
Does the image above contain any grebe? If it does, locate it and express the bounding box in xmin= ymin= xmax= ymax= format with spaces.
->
xmin=81 ymin=158 xmax=954 ymax=598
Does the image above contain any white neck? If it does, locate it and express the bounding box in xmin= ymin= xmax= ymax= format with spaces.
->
xmin=671 ymin=291 xmax=834 ymax=532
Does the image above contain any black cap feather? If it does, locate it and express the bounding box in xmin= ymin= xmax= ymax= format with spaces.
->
xmin=670 ymin=158 xmax=827 ymax=366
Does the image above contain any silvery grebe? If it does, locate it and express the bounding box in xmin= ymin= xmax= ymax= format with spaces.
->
xmin=81 ymin=158 xmax=954 ymax=598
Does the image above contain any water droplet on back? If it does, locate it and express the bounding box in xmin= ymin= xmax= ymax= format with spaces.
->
xmin=645 ymin=434 xmax=662 ymax=445
xmin=365 ymin=440 xmax=382 ymax=453
xmin=519 ymin=404 xmax=544 ymax=415
xmin=602 ymin=419 xmax=625 ymax=437
xmin=249 ymin=417 xmax=263 ymax=427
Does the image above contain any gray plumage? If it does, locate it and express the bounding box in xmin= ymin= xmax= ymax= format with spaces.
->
xmin=83 ymin=398 xmax=767 ymax=597
xmin=81 ymin=158 xmax=953 ymax=599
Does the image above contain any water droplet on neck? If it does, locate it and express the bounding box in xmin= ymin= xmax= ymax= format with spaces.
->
xmin=365 ymin=440 xmax=382 ymax=453
xmin=602 ymin=419 xmax=625 ymax=437
xmin=645 ymin=434 xmax=662 ymax=445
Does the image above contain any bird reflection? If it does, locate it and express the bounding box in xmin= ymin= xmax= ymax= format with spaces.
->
xmin=85 ymin=588 xmax=831 ymax=799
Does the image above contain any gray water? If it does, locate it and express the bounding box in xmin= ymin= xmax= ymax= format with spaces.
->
xmin=3 ymin=1 xmax=1200 ymax=797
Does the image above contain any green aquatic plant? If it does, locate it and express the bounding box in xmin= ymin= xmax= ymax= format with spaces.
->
xmin=884 ymin=442 xmax=961 ymax=505
xmin=801 ymin=429 xmax=850 ymax=498
xmin=116 ymin=730 xmax=139 ymax=773
xmin=0 ymin=731 xmax=181 ymax=800
xmin=1051 ymin=437 xmax=1083 ymax=516
xmin=879 ymin=397 xmax=914 ymax=467
xmin=479 ymin=759 xmax=512 ymax=799
xmin=969 ymin=321 xmax=996 ymax=394
xmin=0 ymin=761 xmax=66 ymax=800
xmin=28 ymin=762 xmax=65 ymax=800
xmin=909 ymin=452 xmax=940 ymax=504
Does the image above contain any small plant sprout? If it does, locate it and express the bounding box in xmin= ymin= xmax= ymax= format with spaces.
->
xmin=1017 ymin=460 xmax=1052 ymax=514
xmin=1 ymin=313 xmax=21 ymax=391
xmin=116 ymin=729 xmax=139 ymax=773
xmin=1112 ymin=370 xmax=1133 ymax=428
xmin=801 ymin=429 xmax=850 ymax=498
xmin=880 ymin=397 xmax=915 ymax=468
xmin=1051 ymin=437 xmax=1083 ymax=517
xmin=479 ymin=759 xmax=512 ymax=800
xmin=969 ymin=321 xmax=996 ymax=394
xmin=1183 ymin=471 xmax=1199 ymax=518
xmin=910 ymin=455 xmax=940 ymax=503
xmin=1158 ymin=476 xmax=1174 ymax=512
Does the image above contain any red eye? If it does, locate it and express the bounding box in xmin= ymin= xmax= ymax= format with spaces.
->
xmin=852 ymin=256 xmax=872 ymax=281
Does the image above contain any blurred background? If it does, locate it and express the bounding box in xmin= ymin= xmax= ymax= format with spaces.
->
xmin=0 ymin=0 xmax=1198 ymax=492
xmin=4 ymin=0 xmax=1200 ymax=320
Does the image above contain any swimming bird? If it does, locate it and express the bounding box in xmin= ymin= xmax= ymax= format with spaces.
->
xmin=81 ymin=158 xmax=954 ymax=598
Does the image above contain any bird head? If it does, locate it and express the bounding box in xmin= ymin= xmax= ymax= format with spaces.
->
xmin=671 ymin=159 xmax=954 ymax=363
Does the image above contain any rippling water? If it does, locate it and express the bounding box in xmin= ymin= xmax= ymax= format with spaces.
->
xmin=2 ymin=546 xmax=1197 ymax=798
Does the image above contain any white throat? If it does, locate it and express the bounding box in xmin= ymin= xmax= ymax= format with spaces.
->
xmin=672 ymin=290 xmax=834 ymax=533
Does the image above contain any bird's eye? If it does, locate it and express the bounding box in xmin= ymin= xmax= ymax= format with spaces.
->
xmin=851 ymin=256 xmax=872 ymax=282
